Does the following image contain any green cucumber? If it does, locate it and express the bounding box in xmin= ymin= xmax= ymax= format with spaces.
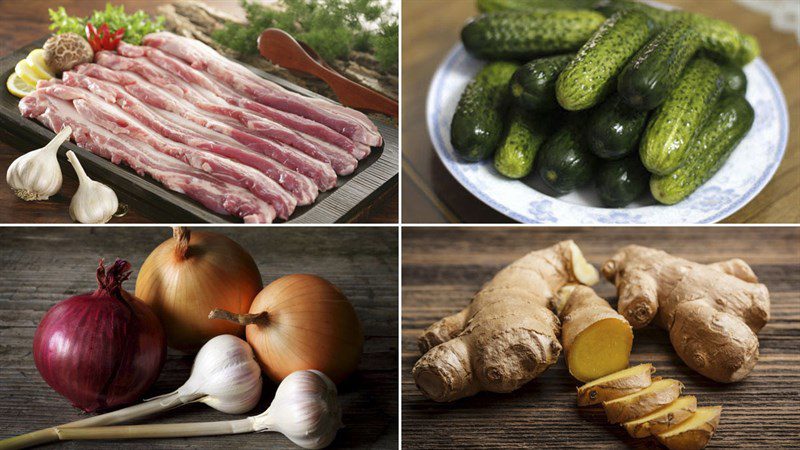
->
xmin=595 ymin=154 xmax=650 ymax=207
xmin=461 ymin=10 xmax=606 ymax=61
xmin=476 ymin=0 xmax=604 ymax=12
xmin=556 ymin=10 xmax=654 ymax=111
xmin=595 ymin=0 xmax=759 ymax=65
xmin=494 ymin=108 xmax=552 ymax=178
xmin=509 ymin=54 xmax=574 ymax=111
xmin=640 ymin=57 xmax=723 ymax=175
xmin=536 ymin=118 xmax=598 ymax=194
xmin=617 ymin=21 xmax=701 ymax=111
xmin=586 ymin=94 xmax=648 ymax=159
xmin=451 ymin=62 xmax=519 ymax=162
xmin=651 ymin=96 xmax=754 ymax=205
xmin=717 ymin=59 xmax=748 ymax=97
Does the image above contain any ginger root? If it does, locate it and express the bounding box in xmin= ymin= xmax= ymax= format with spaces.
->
xmin=623 ymin=395 xmax=697 ymax=438
xmin=412 ymin=240 xmax=599 ymax=402
xmin=554 ymin=285 xmax=633 ymax=382
xmin=656 ymin=406 xmax=722 ymax=450
xmin=602 ymin=246 xmax=770 ymax=383
xmin=576 ymin=363 xmax=654 ymax=406
xmin=603 ymin=378 xmax=683 ymax=424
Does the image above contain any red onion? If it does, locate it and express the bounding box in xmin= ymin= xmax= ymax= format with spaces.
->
xmin=33 ymin=259 xmax=166 ymax=413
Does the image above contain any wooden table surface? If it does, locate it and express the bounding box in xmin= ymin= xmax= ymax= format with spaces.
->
xmin=401 ymin=0 xmax=800 ymax=223
xmin=0 ymin=0 xmax=397 ymax=224
xmin=0 ymin=226 xmax=398 ymax=448
xmin=402 ymin=227 xmax=800 ymax=448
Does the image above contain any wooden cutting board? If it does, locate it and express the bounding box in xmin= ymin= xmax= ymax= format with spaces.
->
xmin=0 ymin=227 xmax=398 ymax=449
xmin=0 ymin=38 xmax=398 ymax=224
xmin=402 ymin=227 xmax=800 ymax=449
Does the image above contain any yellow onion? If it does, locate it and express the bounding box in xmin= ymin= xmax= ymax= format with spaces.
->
xmin=210 ymin=274 xmax=363 ymax=384
xmin=135 ymin=227 xmax=262 ymax=351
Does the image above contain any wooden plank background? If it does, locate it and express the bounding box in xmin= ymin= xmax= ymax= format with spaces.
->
xmin=402 ymin=227 xmax=800 ymax=448
xmin=0 ymin=0 xmax=398 ymax=224
xmin=401 ymin=0 xmax=800 ymax=223
xmin=0 ymin=226 xmax=398 ymax=448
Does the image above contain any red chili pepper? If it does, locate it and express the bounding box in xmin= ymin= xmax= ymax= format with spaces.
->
xmin=109 ymin=27 xmax=126 ymax=49
xmin=99 ymin=23 xmax=111 ymax=49
xmin=85 ymin=23 xmax=100 ymax=52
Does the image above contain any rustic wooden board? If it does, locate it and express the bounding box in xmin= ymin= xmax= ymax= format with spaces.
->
xmin=0 ymin=226 xmax=398 ymax=448
xmin=402 ymin=227 xmax=800 ymax=449
xmin=0 ymin=38 xmax=398 ymax=224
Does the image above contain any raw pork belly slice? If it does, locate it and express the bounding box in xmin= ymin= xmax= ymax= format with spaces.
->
xmin=138 ymin=33 xmax=383 ymax=147
xmin=96 ymin=49 xmax=368 ymax=165
xmin=17 ymin=32 xmax=384 ymax=222
xmin=36 ymin=80 xmax=298 ymax=219
xmin=19 ymin=92 xmax=276 ymax=223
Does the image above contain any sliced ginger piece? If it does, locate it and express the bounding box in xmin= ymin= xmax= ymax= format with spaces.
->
xmin=576 ymin=363 xmax=654 ymax=406
xmin=555 ymin=285 xmax=633 ymax=382
xmin=656 ymin=406 xmax=722 ymax=450
xmin=603 ymin=378 xmax=683 ymax=424
xmin=623 ymin=396 xmax=697 ymax=438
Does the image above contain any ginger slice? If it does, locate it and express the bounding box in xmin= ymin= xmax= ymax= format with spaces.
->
xmin=623 ymin=396 xmax=697 ymax=438
xmin=603 ymin=378 xmax=683 ymax=424
xmin=656 ymin=406 xmax=722 ymax=450
xmin=576 ymin=363 xmax=654 ymax=406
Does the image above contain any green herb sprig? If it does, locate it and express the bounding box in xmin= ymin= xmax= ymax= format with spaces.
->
xmin=212 ymin=0 xmax=398 ymax=73
xmin=49 ymin=3 xmax=164 ymax=45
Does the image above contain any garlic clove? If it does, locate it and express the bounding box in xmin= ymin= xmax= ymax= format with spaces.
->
xmin=6 ymin=125 xmax=70 ymax=201
xmin=66 ymin=150 xmax=119 ymax=224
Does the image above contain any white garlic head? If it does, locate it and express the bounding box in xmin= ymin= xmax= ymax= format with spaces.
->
xmin=6 ymin=126 xmax=70 ymax=201
xmin=66 ymin=150 xmax=118 ymax=224
xmin=178 ymin=334 xmax=263 ymax=414
xmin=253 ymin=370 xmax=343 ymax=449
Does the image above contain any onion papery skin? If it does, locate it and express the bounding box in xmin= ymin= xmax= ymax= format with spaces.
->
xmin=247 ymin=274 xmax=363 ymax=384
xmin=135 ymin=229 xmax=262 ymax=352
xmin=33 ymin=260 xmax=166 ymax=413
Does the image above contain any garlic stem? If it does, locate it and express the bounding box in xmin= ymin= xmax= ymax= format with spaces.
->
xmin=37 ymin=370 xmax=342 ymax=450
xmin=0 ymin=335 xmax=261 ymax=450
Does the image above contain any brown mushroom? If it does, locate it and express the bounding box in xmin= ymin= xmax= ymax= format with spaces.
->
xmin=43 ymin=33 xmax=94 ymax=75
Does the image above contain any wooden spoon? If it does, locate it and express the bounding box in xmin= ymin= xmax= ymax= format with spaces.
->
xmin=258 ymin=28 xmax=397 ymax=117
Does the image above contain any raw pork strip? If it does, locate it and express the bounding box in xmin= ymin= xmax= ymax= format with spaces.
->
xmin=19 ymin=92 xmax=276 ymax=223
xmin=74 ymin=61 xmax=354 ymax=177
xmin=37 ymin=80 xmax=298 ymax=219
xmin=95 ymin=49 xmax=368 ymax=164
xmin=61 ymin=71 xmax=332 ymax=193
xmin=139 ymin=32 xmax=383 ymax=147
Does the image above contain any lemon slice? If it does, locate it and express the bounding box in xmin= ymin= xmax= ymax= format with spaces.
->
xmin=26 ymin=49 xmax=54 ymax=80
xmin=7 ymin=73 xmax=35 ymax=98
xmin=15 ymin=60 xmax=42 ymax=87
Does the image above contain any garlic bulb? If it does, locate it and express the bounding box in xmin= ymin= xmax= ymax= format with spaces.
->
xmin=252 ymin=370 xmax=343 ymax=449
xmin=66 ymin=150 xmax=118 ymax=224
xmin=167 ymin=334 xmax=263 ymax=414
xmin=6 ymin=126 xmax=70 ymax=201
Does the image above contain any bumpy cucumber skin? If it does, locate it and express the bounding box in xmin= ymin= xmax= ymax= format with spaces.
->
xmin=586 ymin=95 xmax=648 ymax=159
xmin=556 ymin=10 xmax=654 ymax=111
xmin=596 ymin=0 xmax=759 ymax=65
xmin=651 ymin=96 xmax=754 ymax=205
xmin=494 ymin=108 xmax=552 ymax=178
xmin=477 ymin=0 xmax=603 ymax=12
xmin=618 ymin=21 xmax=701 ymax=111
xmin=596 ymin=154 xmax=650 ymax=207
xmin=451 ymin=62 xmax=519 ymax=162
xmin=509 ymin=54 xmax=574 ymax=111
xmin=640 ymin=57 xmax=723 ymax=176
xmin=536 ymin=120 xmax=598 ymax=194
xmin=461 ymin=10 xmax=606 ymax=61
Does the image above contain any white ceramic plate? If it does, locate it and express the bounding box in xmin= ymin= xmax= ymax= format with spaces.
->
xmin=427 ymin=46 xmax=789 ymax=224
